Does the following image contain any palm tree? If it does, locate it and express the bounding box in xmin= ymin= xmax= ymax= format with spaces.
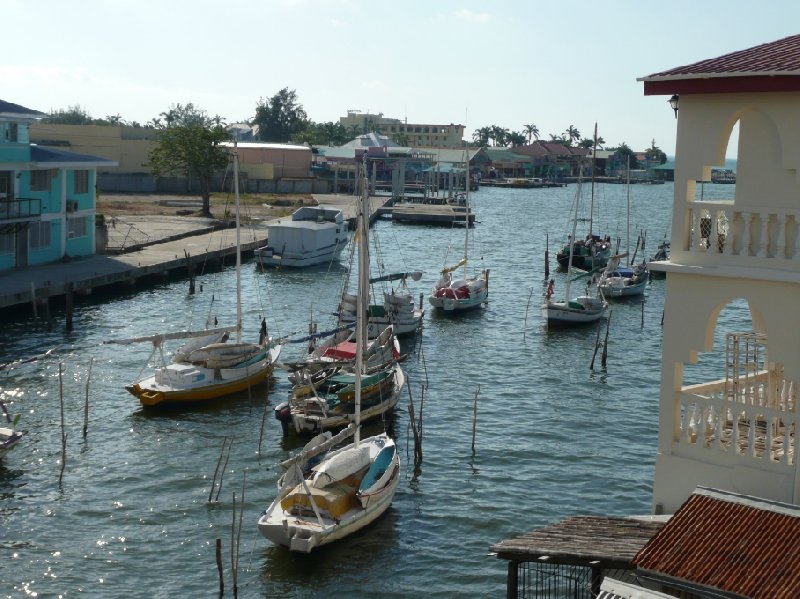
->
xmin=348 ymin=124 xmax=361 ymax=138
xmin=473 ymin=126 xmax=491 ymax=146
xmin=565 ymin=125 xmax=581 ymax=146
xmin=523 ymin=124 xmax=540 ymax=144
xmin=490 ymin=125 xmax=509 ymax=147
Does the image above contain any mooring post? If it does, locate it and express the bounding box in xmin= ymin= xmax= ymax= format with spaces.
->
xmin=601 ymin=310 xmax=612 ymax=369
xmin=83 ymin=357 xmax=93 ymax=439
xmin=65 ymin=282 xmax=74 ymax=332
xmin=471 ymin=385 xmax=481 ymax=453
xmin=216 ymin=538 xmax=224 ymax=596
xmin=30 ymin=281 xmax=37 ymax=318
xmin=59 ymin=362 xmax=67 ymax=485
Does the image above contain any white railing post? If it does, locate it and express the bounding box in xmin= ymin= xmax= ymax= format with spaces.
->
xmin=690 ymin=207 xmax=702 ymax=252
xmin=740 ymin=211 xmax=753 ymax=256
xmin=757 ymin=212 xmax=770 ymax=258
xmin=777 ymin=214 xmax=787 ymax=259
xmin=722 ymin=208 xmax=735 ymax=255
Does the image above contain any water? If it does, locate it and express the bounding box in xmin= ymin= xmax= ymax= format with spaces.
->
xmin=0 ymin=182 xmax=714 ymax=598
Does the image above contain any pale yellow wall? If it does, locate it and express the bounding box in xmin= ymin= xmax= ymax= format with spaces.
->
xmin=654 ymin=88 xmax=800 ymax=514
xmin=30 ymin=123 xmax=155 ymax=173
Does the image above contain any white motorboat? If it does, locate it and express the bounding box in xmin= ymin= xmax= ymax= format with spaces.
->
xmin=255 ymin=206 xmax=349 ymax=268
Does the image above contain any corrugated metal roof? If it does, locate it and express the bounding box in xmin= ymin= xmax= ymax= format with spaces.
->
xmin=30 ymin=145 xmax=118 ymax=167
xmin=0 ymin=99 xmax=46 ymax=119
xmin=640 ymin=34 xmax=800 ymax=81
xmin=633 ymin=487 xmax=800 ymax=598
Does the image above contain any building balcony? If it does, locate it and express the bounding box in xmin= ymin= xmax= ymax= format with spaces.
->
xmin=0 ymin=197 xmax=42 ymax=223
xmin=668 ymin=200 xmax=800 ymax=277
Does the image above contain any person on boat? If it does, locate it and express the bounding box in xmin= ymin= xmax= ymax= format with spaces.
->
xmin=546 ymin=279 xmax=555 ymax=300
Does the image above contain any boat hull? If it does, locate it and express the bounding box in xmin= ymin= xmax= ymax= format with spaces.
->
xmin=257 ymin=434 xmax=399 ymax=552
xmin=287 ymin=367 xmax=405 ymax=434
xmin=126 ymin=346 xmax=281 ymax=407
xmin=542 ymin=297 xmax=607 ymax=327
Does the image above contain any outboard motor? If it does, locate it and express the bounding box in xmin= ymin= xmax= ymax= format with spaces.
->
xmin=274 ymin=401 xmax=291 ymax=436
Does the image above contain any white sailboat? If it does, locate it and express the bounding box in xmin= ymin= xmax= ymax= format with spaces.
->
xmin=259 ymin=155 xmax=401 ymax=552
xmin=542 ymin=176 xmax=608 ymax=327
xmin=428 ymin=154 xmax=489 ymax=312
xmin=112 ymin=144 xmax=282 ymax=407
xmin=598 ymin=156 xmax=648 ymax=298
xmin=338 ymin=270 xmax=425 ymax=337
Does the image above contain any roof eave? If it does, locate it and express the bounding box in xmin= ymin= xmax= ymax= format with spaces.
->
xmin=642 ymin=74 xmax=800 ymax=96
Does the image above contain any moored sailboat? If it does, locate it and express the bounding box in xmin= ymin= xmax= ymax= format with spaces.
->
xmin=113 ymin=144 xmax=282 ymax=407
xmin=543 ymin=177 xmax=608 ymax=327
xmin=428 ymin=154 xmax=489 ymax=312
xmin=258 ymin=154 xmax=401 ymax=552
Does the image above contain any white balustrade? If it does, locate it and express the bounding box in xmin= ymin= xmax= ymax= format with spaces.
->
xmin=687 ymin=202 xmax=800 ymax=262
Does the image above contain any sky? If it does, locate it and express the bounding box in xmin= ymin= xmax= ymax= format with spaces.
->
xmin=5 ymin=1 xmax=800 ymax=156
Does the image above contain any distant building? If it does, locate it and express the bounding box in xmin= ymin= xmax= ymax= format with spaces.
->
xmin=0 ymin=100 xmax=117 ymax=271
xmin=339 ymin=110 xmax=465 ymax=149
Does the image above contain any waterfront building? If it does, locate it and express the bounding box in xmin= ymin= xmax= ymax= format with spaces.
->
xmin=338 ymin=110 xmax=465 ymax=149
xmin=641 ymin=33 xmax=800 ymax=516
xmin=0 ymin=100 xmax=116 ymax=272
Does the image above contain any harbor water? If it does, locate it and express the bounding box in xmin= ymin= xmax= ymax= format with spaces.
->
xmin=0 ymin=181 xmax=737 ymax=598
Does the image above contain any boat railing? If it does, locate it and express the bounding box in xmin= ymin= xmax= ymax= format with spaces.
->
xmin=676 ymin=374 xmax=797 ymax=467
xmin=685 ymin=200 xmax=800 ymax=265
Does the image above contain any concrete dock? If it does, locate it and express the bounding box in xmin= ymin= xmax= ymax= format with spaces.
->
xmin=0 ymin=194 xmax=389 ymax=312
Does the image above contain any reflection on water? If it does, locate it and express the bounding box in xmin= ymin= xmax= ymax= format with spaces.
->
xmin=0 ymin=182 xmax=748 ymax=597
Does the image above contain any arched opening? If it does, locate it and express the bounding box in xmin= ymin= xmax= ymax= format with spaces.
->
xmin=678 ymin=298 xmax=795 ymax=464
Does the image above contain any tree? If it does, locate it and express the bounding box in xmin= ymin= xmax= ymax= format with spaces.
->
xmin=644 ymin=139 xmax=668 ymax=165
xmin=523 ymin=123 xmax=540 ymax=143
xmin=490 ymin=125 xmax=509 ymax=147
xmin=147 ymin=103 xmax=230 ymax=217
xmin=507 ymin=131 xmax=527 ymax=147
xmin=253 ymin=88 xmax=308 ymax=142
xmin=609 ymin=142 xmax=639 ymax=170
xmin=472 ymin=126 xmax=491 ymax=146
xmin=564 ymin=125 xmax=581 ymax=146
xmin=43 ymin=104 xmax=101 ymax=125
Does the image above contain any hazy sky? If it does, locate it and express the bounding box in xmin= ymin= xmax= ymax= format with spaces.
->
xmin=6 ymin=1 xmax=799 ymax=155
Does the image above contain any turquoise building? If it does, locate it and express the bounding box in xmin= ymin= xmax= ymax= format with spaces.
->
xmin=0 ymin=100 xmax=116 ymax=271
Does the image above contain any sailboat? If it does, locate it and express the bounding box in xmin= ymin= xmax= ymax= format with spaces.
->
xmin=556 ymin=125 xmax=611 ymax=272
xmin=338 ymin=270 xmax=425 ymax=337
xmin=598 ymin=161 xmax=648 ymax=297
xmin=275 ymin=161 xmax=405 ymax=435
xmin=117 ymin=144 xmax=282 ymax=407
xmin=428 ymin=154 xmax=489 ymax=312
xmin=0 ymin=399 xmax=21 ymax=458
xmin=542 ymin=176 xmax=608 ymax=327
xmin=258 ymin=154 xmax=402 ymax=552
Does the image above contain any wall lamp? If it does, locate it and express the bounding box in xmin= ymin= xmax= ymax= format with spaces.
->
xmin=668 ymin=94 xmax=679 ymax=118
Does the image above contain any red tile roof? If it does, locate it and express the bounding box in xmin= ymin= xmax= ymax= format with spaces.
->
xmin=633 ymin=487 xmax=800 ymax=598
xmin=640 ymin=35 xmax=800 ymax=95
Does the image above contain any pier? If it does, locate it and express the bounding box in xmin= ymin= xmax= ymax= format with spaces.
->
xmin=0 ymin=194 xmax=392 ymax=312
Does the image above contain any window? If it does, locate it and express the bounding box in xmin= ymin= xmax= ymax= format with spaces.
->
xmin=30 ymin=170 xmax=52 ymax=192
xmin=68 ymin=216 xmax=88 ymax=239
xmin=74 ymin=170 xmax=89 ymax=194
xmin=30 ymin=222 xmax=51 ymax=250
xmin=0 ymin=233 xmax=13 ymax=254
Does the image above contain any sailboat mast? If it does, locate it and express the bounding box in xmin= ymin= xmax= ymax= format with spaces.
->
xmin=565 ymin=176 xmax=582 ymax=302
xmin=354 ymin=155 xmax=370 ymax=447
xmin=626 ymin=154 xmax=631 ymax=266
xmin=463 ymin=151 xmax=469 ymax=279
xmin=589 ymin=123 xmax=597 ymax=239
xmin=233 ymin=141 xmax=242 ymax=344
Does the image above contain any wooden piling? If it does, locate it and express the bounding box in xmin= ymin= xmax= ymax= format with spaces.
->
xmin=65 ymin=282 xmax=74 ymax=332
xmin=59 ymin=362 xmax=67 ymax=485
xmin=30 ymin=282 xmax=37 ymax=318
xmin=216 ymin=438 xmax=233 ymax=502
xmin=83 ymin=357 xmax=93 ymax=438
xmin=590 ymin=322 xmax=602 ymax=370
xmin=471 ymin=385 xmax=481 ymax=453
xmin=601 ymin=311 xmax=612 ymax=369
xmin=215 ymin=538 xmax=224 ymax=595
xmin=209 ymin=437 xmax=228 ymax=503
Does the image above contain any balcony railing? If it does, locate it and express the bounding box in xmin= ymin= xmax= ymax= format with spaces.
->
xmin=677 ymin=372 xmax=797 ymax=467
xmin=0 ymin=197 xmax=42 ymax=221
xmin=687 ymin=201 xmax=800 ymax=261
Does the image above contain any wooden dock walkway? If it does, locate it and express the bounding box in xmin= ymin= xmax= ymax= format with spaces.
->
xmin=0 ymin=194 xmax=392 ymax=312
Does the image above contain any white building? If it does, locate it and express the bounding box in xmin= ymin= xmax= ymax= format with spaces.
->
xmin=640 ymin=35 xmax=800 ymax=514
xmin=339 ymin=110 xmax=465 ymax=148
